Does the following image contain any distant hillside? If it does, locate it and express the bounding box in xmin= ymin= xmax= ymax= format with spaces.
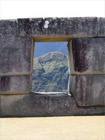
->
xmin=34 ymin=42 xmax=68 ymax=58
xmin=32 ymin=52 xmax=69 ymax=92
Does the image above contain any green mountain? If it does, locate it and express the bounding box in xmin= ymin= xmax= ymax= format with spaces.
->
xmin=32 ymin=52 xmax=69 ymax=92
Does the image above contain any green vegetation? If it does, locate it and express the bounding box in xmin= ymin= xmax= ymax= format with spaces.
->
xmin=32 ymin=52 xmax=69 ymax=92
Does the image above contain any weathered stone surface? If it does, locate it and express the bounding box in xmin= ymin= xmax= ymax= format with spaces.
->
xmin=0 ymin=76 xmax=31 ymax=94
xmin=70 ymin=75 xmax=105 ymax=106
xmin=0 ymin=93 xmax=104 ymax=117
xmin=0 ymin=95 xmax=1 ymax=116
xmin=0 ymin=20 xmax=32 ymax=75
xmin=71 ymin=38 xmax=105 ymax=73
xmin=17 ymin=18 xmax=97 ymax=38
xmin=0 ymin=18 xmax=105 ymax=117
xmin=98 ymin=18 xmax=105 ymax=36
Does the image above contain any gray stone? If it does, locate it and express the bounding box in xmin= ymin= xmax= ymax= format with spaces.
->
xmin=71 ymin=38 xmax=105 ymax=73
xmin=70 ymin=75 xmax=105 ymax=106
xmin=0 ymin=76 xmax=31 ymax=94
xmin=17 ymin=18 xmax=97 ymax=38
xmin=0 ymin=20 xmax=32 ymax=75
xmin=0 ymin=93 xmax=104 ymax=117
xmin=98 ymin=18 xmax=105 ymax=36
xmin=0 ymin=18 xmax=105 ymax=117
xmin=0 ymin=95 xmax=1 ymax=116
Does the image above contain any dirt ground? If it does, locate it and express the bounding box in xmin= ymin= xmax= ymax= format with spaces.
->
xmin=0 ymin=116 xmax=105 ymax=140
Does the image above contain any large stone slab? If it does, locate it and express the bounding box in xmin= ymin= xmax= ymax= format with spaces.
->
xmin=98 ymin=18 xmax=105 ymax=36
xmin=0 ymin=95 xmax=1 ymax=116
xmin=17 ymin=18 xmax=97 ymax=38
xmin=71 ymin=38 xmax=105 ymax=73
xmin=0 ymin=76 xmax=31 ymax=94
xmin=0 ymin=93 xmax=105 ymax=117
xmin=0 ymin=20 xmax=32 ymax=75
xmin=70 ymin=75 xmax=105 ymax=106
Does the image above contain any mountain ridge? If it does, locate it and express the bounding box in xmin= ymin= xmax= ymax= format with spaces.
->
xmin=32 ymin=52 xmax=69 ymax=92
xmin=34 ymin=42 xmax=68 ymax=58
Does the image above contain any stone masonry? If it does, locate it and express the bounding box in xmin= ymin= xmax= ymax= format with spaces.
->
xmin=0 ymin=17 xmax=105 ymax=117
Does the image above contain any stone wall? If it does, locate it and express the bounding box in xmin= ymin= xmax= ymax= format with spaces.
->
xmin=0 ymin=18 xmax=105 ymax=117
xmin=0 ymin=20 xmax=33 ymax=94
xmin=69 ymin=38 xmax=105 ymax=107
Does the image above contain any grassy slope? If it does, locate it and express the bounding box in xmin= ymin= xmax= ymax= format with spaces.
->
xmin=32 ymin=52 xmax=69 ymax=92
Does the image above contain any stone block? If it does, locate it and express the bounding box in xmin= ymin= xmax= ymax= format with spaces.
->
xmin=17 ymin=18 xmax=97 ymax=38
xmin=70 ymin=75 xmax=105 ymax=106
xmin=71 ymin=38 xmax=105 ymax=73
xmin=0 ymin=95 xmax=1 ymax=116
xmin=98 ymin=18 xmax=105 ymax=36
xmin=0 ymin=93 xmax=105 ymax=117
xmin=0 ymin=20 xmax=32 ymax=75
xmin=0 ymin=76 xmax=31 ymax=94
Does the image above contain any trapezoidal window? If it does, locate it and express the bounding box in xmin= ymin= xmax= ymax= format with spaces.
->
xmin=31 ymin=42 xmax=69 ymax=94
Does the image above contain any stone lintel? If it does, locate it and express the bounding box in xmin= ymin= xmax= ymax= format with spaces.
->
xmin=17 ymin=17 xmax=98 ymax=38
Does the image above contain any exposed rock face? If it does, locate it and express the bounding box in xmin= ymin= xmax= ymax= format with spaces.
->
xmin=0 ymin=17 xmax=105 ymax=117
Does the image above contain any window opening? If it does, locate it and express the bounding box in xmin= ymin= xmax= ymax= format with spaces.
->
xmin=32 ymin=42 xmax=69 ymax=94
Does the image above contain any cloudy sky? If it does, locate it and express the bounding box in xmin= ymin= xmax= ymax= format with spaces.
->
xmin=0 ymin=0 xmax=105 ymax=19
